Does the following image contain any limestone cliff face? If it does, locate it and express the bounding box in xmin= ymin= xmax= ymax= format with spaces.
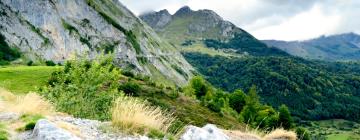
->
xmin=0 ymin=0 xmax=193 ymax=85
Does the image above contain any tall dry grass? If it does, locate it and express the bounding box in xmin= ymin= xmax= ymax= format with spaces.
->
xmin=0 ymin=88 xmax=54 ymax=115
xmin=111 ymin=96 xmax=175 ymax=134
xmin=263 ymin=129 xmax=297 ymax=140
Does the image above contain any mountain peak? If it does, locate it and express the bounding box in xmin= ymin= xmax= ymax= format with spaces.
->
xmin=174 ymin=6 xmax=193 ymax=16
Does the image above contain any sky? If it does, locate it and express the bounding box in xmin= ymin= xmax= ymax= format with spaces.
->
xmin=119 ymin=0 xmax=360 ymax=41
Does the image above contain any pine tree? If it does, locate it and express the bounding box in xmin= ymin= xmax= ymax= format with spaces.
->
xmin=278 ymin=104 xmax=294 ymax=129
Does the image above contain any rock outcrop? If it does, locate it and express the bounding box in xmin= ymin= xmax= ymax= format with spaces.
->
xmin=180 ymin=124 xmax=229 ymax=140
xmin=0 ymin=0 xmax=193 ymax=85
xmin=32 ymin=119 xmax=81 ymax=140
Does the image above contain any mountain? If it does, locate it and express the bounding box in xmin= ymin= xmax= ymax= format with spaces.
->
xmin=140 ymin=6 xmax=288 ymax=57
xmin=141 ymin=6 xmax=360 ymax=122
xmin=0 ymin=0 xmax=194 ymax=85
xmin=263 ymin=33 xmax=360 ymax=61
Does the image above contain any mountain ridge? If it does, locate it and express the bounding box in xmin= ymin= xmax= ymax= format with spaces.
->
xmin=263 ymin=32 xmax=360 ymax=61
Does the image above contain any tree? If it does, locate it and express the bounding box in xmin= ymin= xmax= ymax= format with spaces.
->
xmin=190 ymin=76 xmax=209 ymax=98
xmin=229 ymin=90 xmax=246 ymax=113
xmin=240 ymin=86 xmax=261 ymax=124
xmin=278 ymin=104 xmax=294 ymax=129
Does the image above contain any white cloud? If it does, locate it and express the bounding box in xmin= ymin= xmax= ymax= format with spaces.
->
xmin=119 ymin=0 xmax=360 ymax=41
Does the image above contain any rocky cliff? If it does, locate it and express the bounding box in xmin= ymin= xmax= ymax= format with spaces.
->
xmin=0 ymin=0 xmax=193 ymax=85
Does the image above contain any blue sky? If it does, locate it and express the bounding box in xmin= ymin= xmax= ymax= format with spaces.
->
xmin=120 ymin=0 xmax=360 ymax=41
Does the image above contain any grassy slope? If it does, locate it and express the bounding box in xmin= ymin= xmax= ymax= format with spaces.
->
xmin=0 ymin=66 xmax=61 ymax=94
xmin=305 ymin=119 xmax=360 ymax=140
xmin=0 ymin=65 xmax=244 ymax=130
xmin=180 ymin=43 xmax=241 ymax=57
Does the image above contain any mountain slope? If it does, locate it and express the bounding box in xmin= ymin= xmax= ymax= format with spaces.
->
xmin=0 ymin=0 xmax=193 ymax=85
xmin=140 ymin=6 xmax=287 ymax=57
xmin=263 ymin=33 xmax=360 ymax=61
xmin=141 ymin=6 xmax=360 ymax=122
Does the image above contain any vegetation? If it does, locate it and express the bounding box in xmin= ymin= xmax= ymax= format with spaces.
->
xmin=0 ymin=66 xmax=60 ymax=93
xmin=41 ymin=56 xmax=122 ymax=120
xmin=61 ymin=19 xmax=79 ymax=35
xmin=0 ymin=33 xmax=20 ymax=65
xmin=184 ymin=77 xmax=295 ymax=130
xmin=16 ymin=114 xmax=44 ymax=131
xmin=111 ymin=96 xmax=175 ymax=136
xmin=45 ymin=60 xmax=56 ymax=66
xmin=183 ymin=52 xmax=360 ymax=122
xmin=24 ymin=21 xmax=50 ymax=46
xmin=204 ymin=34 xmax=288 ymax=56
xmin=0 ymin=123 xmax=8 ymax=140
xmin=86 ymin=0 xmax=141 ymax=54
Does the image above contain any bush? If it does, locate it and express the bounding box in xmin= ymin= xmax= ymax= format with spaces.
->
xmin=41 ymin=55 xmax=123 ymax=120
xmin=45 ymin=60 xmax=56 ymax=66
xmin=27 ymin=60 xmax=33 ymax=66
xmin=296 ymin=127 xmax=310 ymax=140
xmin=119 ymin=81 xmax=141 ymax=96
xmin=111 ymin=96 xmax=175 ymax=135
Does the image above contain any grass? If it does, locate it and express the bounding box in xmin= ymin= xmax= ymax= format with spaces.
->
xmin=0 ymin=89 xmax=55 ymax=115
xmin=0 ymin=123 xmax=8 ymax=140
xmin=303 ymin=119 xmax=360 ymax=140
xmin=180 ymin=43 xmax=241 ymax=57
xmin=0 ymin=66 xmax=61 ymax=94
xmin=111 ymin=96 xmax=175 ymax=136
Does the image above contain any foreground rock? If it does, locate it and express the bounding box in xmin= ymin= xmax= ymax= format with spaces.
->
xmin=180 ymin=124 xmax=229 ymax=140
xmin=32 ymin=119 xmax=81 ymax=140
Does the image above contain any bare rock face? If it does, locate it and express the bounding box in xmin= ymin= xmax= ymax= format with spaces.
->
xmin=0 ymin=0 xmax=193 ymax=85
xmin=140 ymin=10 xmax=172 ymax=30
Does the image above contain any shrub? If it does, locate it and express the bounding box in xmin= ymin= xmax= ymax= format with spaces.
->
xmin=41 ymin=55 xmax=123 ymax=120
xmin=111 ymin=96 xmax=175 ymax=135
xmin=119 ymin=81 xmax=141 ymax=96
xmin=278 ymin=104 xmax=294 ymax=129
xmin=121 ymin=70 xmax=135 ymax=78
xmin=295 ymin=127 xmax=310 ymax=140
xmin=27 ymin=60 xmax=33 ymax=66
xmin=45 ymin=60 xmax=56 ymax=66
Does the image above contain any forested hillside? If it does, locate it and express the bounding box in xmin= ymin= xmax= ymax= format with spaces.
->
xmin=183 ymin=52 xmax=360 ymax=122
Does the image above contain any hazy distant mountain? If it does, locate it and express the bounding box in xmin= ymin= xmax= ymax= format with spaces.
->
xmin=263 ymin=33 xmax=360 ymax=61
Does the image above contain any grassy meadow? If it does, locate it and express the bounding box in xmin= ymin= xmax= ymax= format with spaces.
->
xmin=0 ymin=66 xmax=61 ymax=94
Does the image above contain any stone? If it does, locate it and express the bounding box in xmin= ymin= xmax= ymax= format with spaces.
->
xmin=180 ymin=124 xmax=229 ymax=140
xmin=32 ymin=119 xmax=81 ymax=140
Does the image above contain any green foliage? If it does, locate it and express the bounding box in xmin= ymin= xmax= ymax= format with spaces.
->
xmin=187 ymin=76 xmax=209 ymax=98
xmin=278 ymin=104 xmax=294 ymax=129
xmin=228 ymin=90 xmax=246 ymax=113
xmin=171 ymin=64 xmax=187 ymax=77
xmin=147 ymin=129 xmax=166 ymax=139
xmin=0 ymin=33 xmax=20 ymax=64
xmin=0 ymin=123 xmax=8 ymax=140
xmin=204 ymin=34 xmax=288 ymax=56
xmin=27 ymin=60 xmax=33 ymax=66
xmin=45 ymin=60 xmax=56 ymax=66
xmin=296 ymin=127 xmax=310 ymax=140
xmin=119 ymin=81 xmax=141 ymax=96
xmin=17 ymin=114 xmax=44 ymax=131
xmin=40 ymin=55 xmax=123 ymax=120
xmin=0 ymin=66 xmax=60 ymax=93
xmin=25 ymin=21 xmax=50 ymax=45
xmin=61 ymin=19 xmax=79 ymax=35
xmin=183 ymin=52 xmax=360 ymax=121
